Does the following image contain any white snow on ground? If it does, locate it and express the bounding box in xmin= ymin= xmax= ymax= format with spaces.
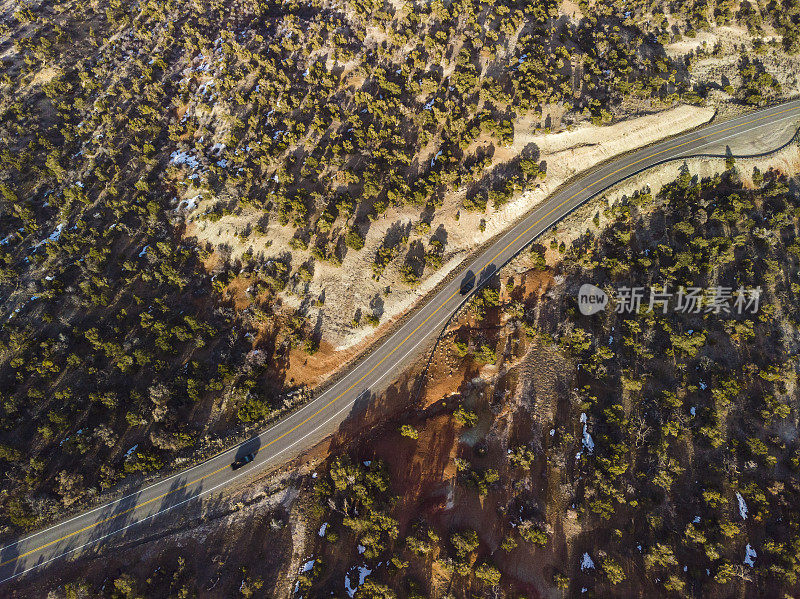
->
xmin=318 ymin=523 xmax=328 ymax=537
xmin=744 ymin=544 xmax=757 ymax=567
xmin=344 ymin=565 xmax=372 ymax=597
xmin=35 ymin=222 xmax=66 ymax=248
xmin=47 ymin=223 xmax=65 ymax=243
xmin=178 ymin=195 xmax=201 ymax=211
xmin=300 ymin=558 xmax=315 ymax=573
xmin=736 ymin=492 xmax=748 ymax=520
xmin=580 ymin=413 xmax=595 ymax=453
xmin=170 ymin=150 xmax=200 ymax=169
xmin=581 ymin=553 xmax=595 ymax=571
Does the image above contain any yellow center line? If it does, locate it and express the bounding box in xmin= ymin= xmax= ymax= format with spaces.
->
xmin=2 ymin=104 xmax=796 ymax=571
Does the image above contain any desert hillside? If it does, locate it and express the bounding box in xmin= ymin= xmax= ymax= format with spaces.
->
xmin=1 ymin=0 xmax=800 ymax=574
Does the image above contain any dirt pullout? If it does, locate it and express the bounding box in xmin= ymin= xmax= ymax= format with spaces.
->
xmin=185 ymin=105 xmax=714 ymax=352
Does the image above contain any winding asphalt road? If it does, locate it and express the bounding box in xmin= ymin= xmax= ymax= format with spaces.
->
xmin=3 ymin=99 xmax=800 ymax=585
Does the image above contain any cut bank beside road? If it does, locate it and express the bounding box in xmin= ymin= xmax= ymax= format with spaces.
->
xmin=188 ymin=104 xmax=716 ymax=355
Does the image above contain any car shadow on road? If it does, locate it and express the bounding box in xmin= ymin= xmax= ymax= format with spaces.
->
xmin=2 ymin=469 xmax=236 ymax=592
xmin=325 ymin=372 xmax=419 ymax=458
xmin=0 ymin=444 xmax=246 ymax=589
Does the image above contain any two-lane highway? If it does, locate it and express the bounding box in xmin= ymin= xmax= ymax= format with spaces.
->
xmin=3 ymin=99 xmax=800 ymax=584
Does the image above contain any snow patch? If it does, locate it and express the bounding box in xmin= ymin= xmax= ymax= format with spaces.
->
xmin=736 ymin=492 xmax=748 ymax=520
xmin=46 ymin=223 xmax=65 ymax=243
xmin=178 ymin=194 xmax=200 ymax=211
xmin=744 ymin=544 xmax=757 ymax=567
xmin=35 ymin=222 xmax=66 ymax=248
xmin=580 ymin=553 xmax=595 ymax=571
xmin=300 ymin=558 xmax=315 ymax=573
xmin=344 ymin=565 xmax=372 ymax=597
xmin=580 ymin=413 xmax=595 ymax=453
xmin=170 ymin=150 xmax=200 ymax=169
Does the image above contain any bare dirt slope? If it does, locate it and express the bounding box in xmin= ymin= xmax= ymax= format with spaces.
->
xmin=188 ymin=104 xmax=714 ymax=351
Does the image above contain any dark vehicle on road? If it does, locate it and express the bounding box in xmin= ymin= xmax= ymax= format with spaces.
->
xmin=231 ymin=452 xmax=255 ymax=470
xmin=460 ymin=270 xmax=476 ymax=295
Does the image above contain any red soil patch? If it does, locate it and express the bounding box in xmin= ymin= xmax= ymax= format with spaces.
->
xmin=221 ymin=275 xmax=254 ymax=311
xmin=520 ymin=267 xmax=555 ymax=298
xmin=372 ymin=411 xmax=459 ymax=530
xmin=283 ymin=341 xmax=360 ymax=388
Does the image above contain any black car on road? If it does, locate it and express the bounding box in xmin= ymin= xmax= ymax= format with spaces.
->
xmin=231 ymin=452 xmax=255 ymax=470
